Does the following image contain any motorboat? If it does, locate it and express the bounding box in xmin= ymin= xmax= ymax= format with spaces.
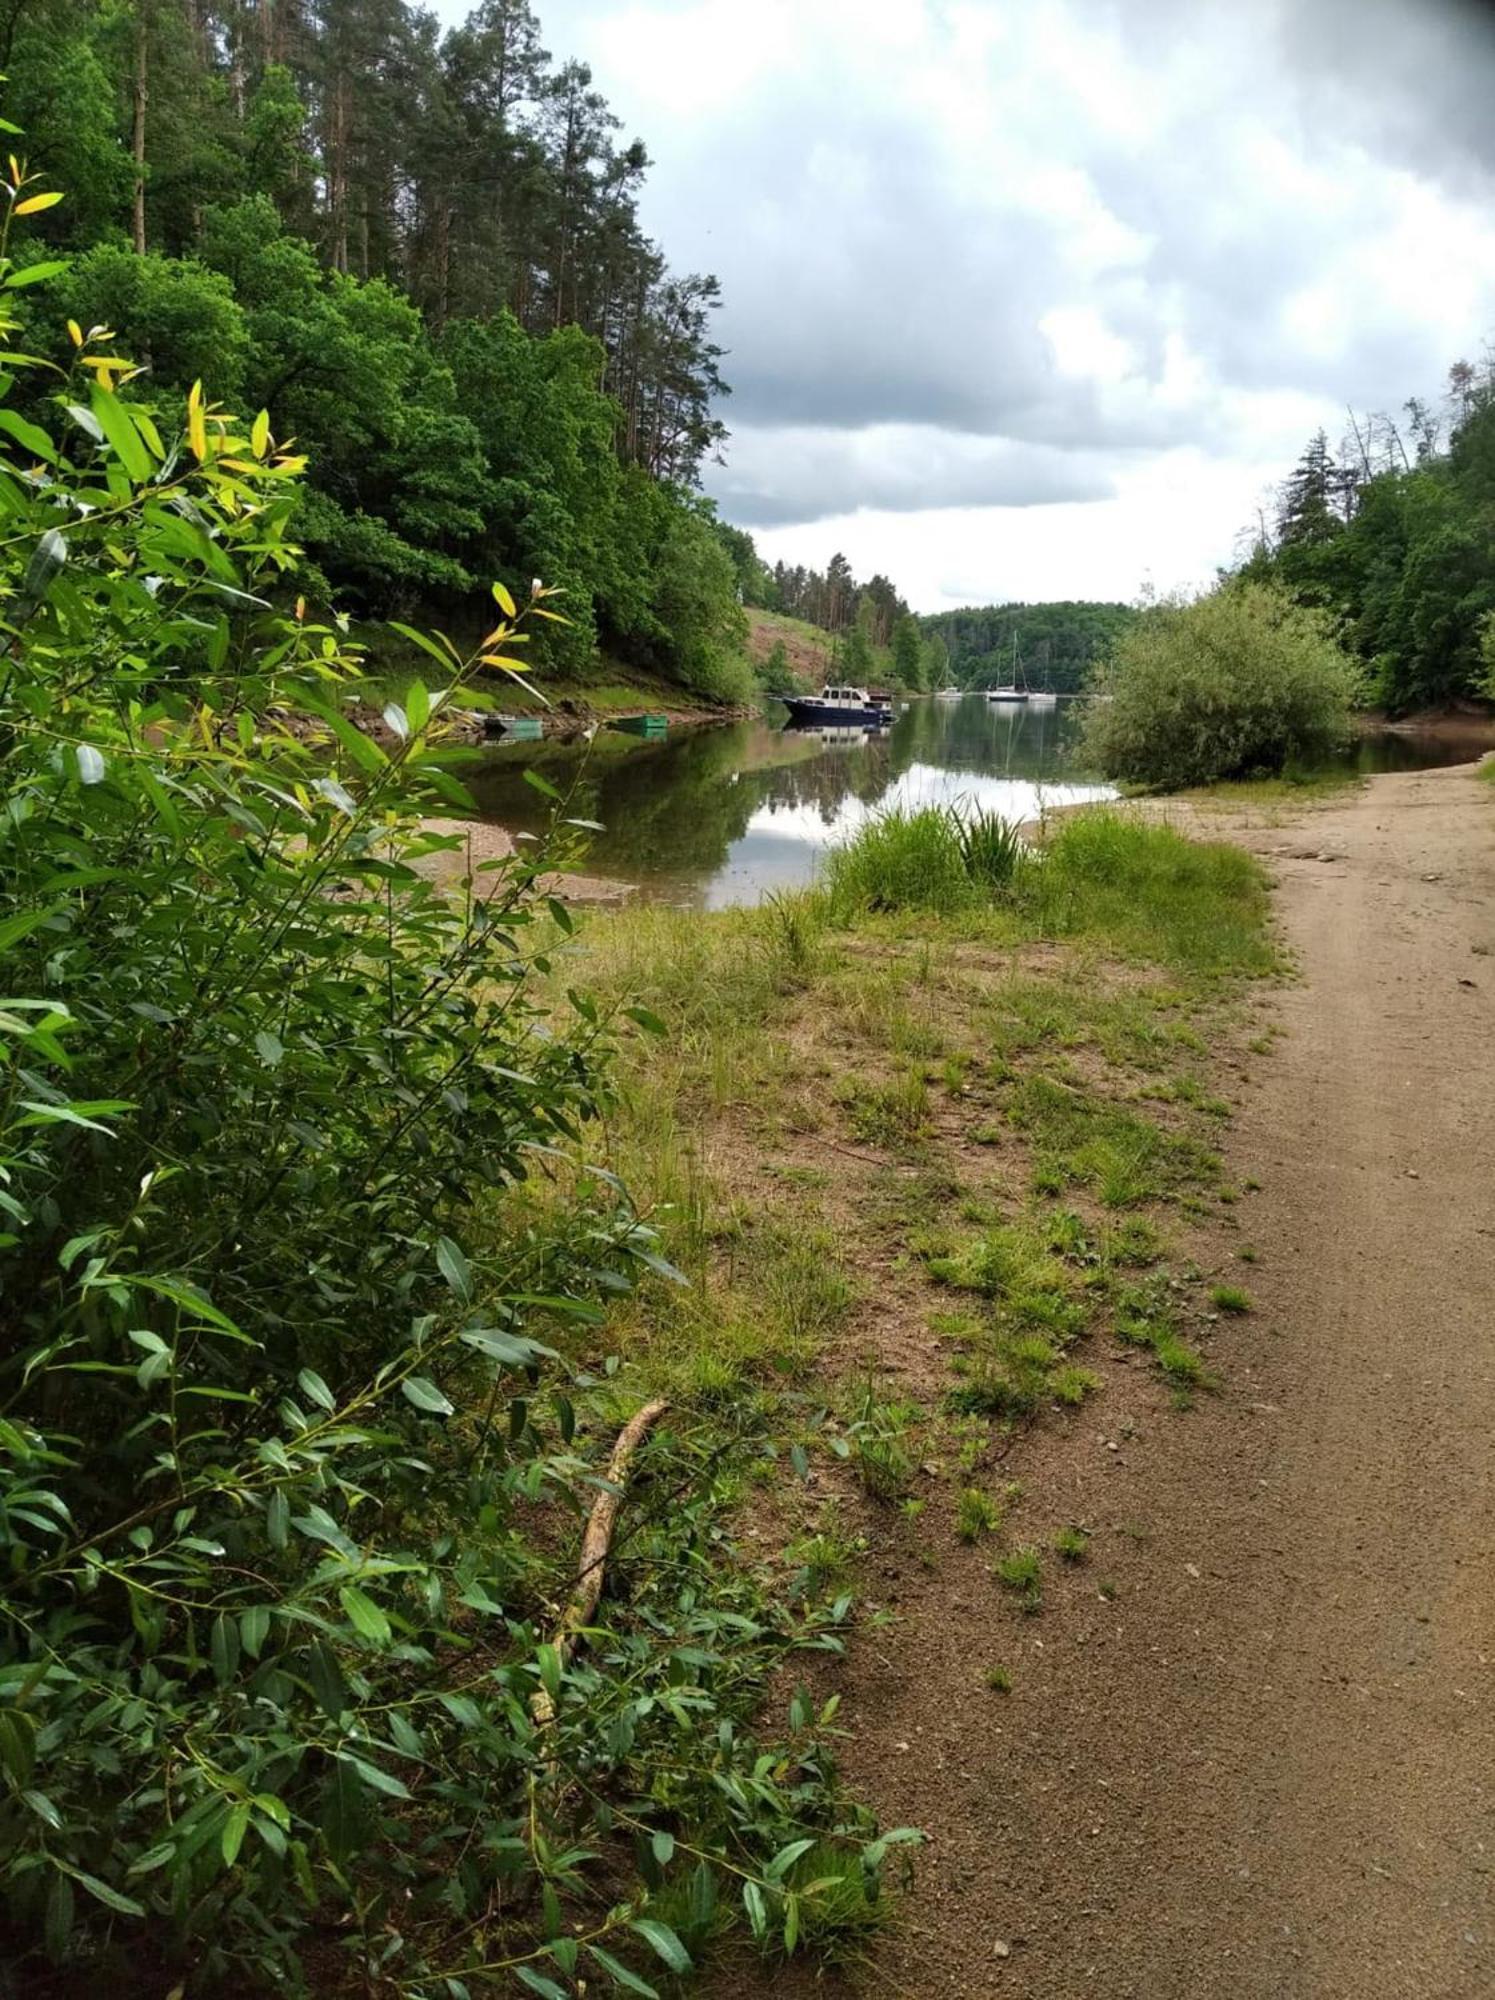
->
xmin=781 ymin=683 xmax=894 ymax=726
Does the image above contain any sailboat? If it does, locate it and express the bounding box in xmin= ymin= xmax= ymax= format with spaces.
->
xmin=1025 ymin=637 xmax=1057 ymax=707
xmin=985 ymin=627 xmax=1027 ymax=703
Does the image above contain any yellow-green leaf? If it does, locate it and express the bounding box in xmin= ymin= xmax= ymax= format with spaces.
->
xmin=90 ymin=384 xmax=151 ymax=482
xmin=491 ymin=579 xmax=517 ymax=617
xmin=187 ymin=380 xmax=207 ymax=462
xmin=14 ymin=190 xmax=62 ymax=216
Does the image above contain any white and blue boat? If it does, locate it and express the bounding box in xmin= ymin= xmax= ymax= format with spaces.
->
xmin=781 ymin=683 xmax=894 ymax=727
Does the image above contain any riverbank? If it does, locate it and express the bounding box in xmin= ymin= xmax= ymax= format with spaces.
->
xmin=585 ymin=760 xmax=1485 ymax=1998
xmin=506 ymin=807 xmax=1280 ymax=1982
xmin=522 ymin=759 xmax=1495 ymax=1995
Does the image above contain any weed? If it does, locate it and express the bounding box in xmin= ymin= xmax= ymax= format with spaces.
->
xmin=949 ymin=1333 xmax=1056 ymax=1419
xmin=1097 ymin=1578 xmax=1118 ymax=1601
xmin=984 ymin=1663 xmax=1014 ymax=1693
xmin=754 ymin=1838 xmax=897 ymax=1963
xmin=956 ymin=1487 xmax=1004 ymax=1542
xmin=1054 ymin=1524 xmax=1092 ymax=1563
xmin=1210 ymin=1284 xmax=1253 ymax=1314
xmin=1046 ymin=1208 xmax=1091 ymax=1258
xmin=846 ymin=1382 xmax=921 ymax=1502
xmin=995 ymin=1546 xmax=1043 ymax=1611
xmin=760 ymin=888 xmax=827 ymax=984
xmin=1113 ymin=1281 xmax=1217 ymax=1393
xmin=1103 ymin=1215 xmax=1165 ymax=1268
xmin=1153 ymin=1332 xmax=1212 ymax=1387
xmin=1050 ymin=1363 xmax=1102 ymax=1406
xmin=787 ymin=1508 xmax=867 ymax=1598
xmin=845 ymin=1069 xmax=931 ymax=1148
xmin=1238 ymin=1245 xmax=1258 ymax=1263
xmin=951 ymin=1416 xmax=993 ymax=1473
xmin=927 ymin=1222 xmax=1082 ymax=1331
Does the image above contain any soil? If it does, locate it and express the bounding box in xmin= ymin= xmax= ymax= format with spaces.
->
xmin=718 ymin=761 xmax=1495 ymax=1999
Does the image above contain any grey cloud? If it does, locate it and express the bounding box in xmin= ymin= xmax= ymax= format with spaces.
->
xmin=537 ymin=0 xmax=1495 ymax=531
xmin=707 ymin=426 xmax=1115 ymax=527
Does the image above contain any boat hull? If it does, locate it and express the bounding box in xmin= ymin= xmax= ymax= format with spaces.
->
xmin=781 ymin=697 xmax=892 ymax=727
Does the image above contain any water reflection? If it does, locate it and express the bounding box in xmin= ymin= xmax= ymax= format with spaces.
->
xmin=464 ymin=695 xmax=1115 ymax=906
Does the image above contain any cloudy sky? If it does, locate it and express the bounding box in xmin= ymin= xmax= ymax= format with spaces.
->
xmin=437 ymin=0 xmax=1495 ymax=610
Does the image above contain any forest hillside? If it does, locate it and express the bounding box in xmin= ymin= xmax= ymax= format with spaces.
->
xmin=2 ymin=0 xmax=754 ymax=698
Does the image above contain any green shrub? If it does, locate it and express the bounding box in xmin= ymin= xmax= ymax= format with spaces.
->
xmin=1079 ymin=579 xmax=1359 ymax=788
xmin=0 ymin=192 xmax=898 ymax=1993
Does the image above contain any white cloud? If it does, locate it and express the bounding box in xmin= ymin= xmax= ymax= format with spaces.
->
xmin=432 ymin=0 xmax=1495 ymax=604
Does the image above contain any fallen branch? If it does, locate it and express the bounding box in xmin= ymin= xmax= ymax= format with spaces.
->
xmin=532 ymin=1397 xmax=670 ymax=1725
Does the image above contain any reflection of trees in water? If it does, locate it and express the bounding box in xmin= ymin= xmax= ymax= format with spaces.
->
xmin=462 ymin=702 xmax=1095 ymax=883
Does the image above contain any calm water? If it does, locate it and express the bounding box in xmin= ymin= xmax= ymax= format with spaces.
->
xmin=463 ymin=699 xmax=1494 ymax=908
xmin=466 ymin=695 xmax=1113 ymax=906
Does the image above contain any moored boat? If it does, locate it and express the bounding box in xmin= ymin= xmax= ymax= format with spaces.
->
xmin=781 ymin=683 xmax=894 ymax=726
xmin=985 ymin=685 xmax=1027 ymax=703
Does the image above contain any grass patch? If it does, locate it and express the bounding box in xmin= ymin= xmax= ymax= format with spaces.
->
xmin=1008 ymin=1073 xmax=1219 ymax=1207
xmin=1210 ymin=1283 xmax=1253 ymax=1313
xmin=844 ymin=1068 xmax=931 ymax=1148
xmin=845 ymin=1382 xmax=921 ymax=1501
xmin=984 ymin=1663 xmax=1014 ymax=1694
xmin=1029 ymin=809 xmax=1276 ymax=977
xmin=1054 ymin=1524 xmax=1091 ymax=1563
xmin=955 ymin=1487 xmax=1004 ymax=1542
xmin=1177 ymin=766 xmax=1360 ymax=805
xmin=825 ymin=805 xmax=976 ymax=916
xmin=995 ymin=1546 xmax=1043 ymax=1612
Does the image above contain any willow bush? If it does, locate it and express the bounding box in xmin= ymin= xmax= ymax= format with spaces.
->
xmin=1080 ymin=579 xmax=1359 ymax=789
xmin=0 ymin=166 xmax=901 ymax=1996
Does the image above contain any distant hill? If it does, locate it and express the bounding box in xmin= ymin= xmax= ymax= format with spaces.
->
xmin=921 ymin=601 xmax=1137 ymax=693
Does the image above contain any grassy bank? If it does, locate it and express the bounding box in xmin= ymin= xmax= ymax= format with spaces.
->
xmin=494 ymin=805 xmax=1279 ymax=1977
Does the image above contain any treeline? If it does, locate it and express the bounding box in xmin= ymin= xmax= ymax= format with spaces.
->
xmin=3 ymin=0 xmax=750 ymax=695
xmin=711 ymin=533 xmax=908 ymax=643
xmin=1242 ymin=355 xmax=1495 ymax=712
xmin=921 ymin=601 xmax=1138 ymax=693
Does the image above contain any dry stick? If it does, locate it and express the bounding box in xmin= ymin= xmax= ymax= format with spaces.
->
xmin=531 ymin=1398 xmax=670 ymax=1727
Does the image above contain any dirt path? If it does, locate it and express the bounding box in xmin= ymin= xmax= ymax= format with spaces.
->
xmin=762 ymin=762 xmax=1495 ymax=1998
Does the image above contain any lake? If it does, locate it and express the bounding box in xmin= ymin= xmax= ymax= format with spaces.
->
xmin=462 ymin=697 xmax=1495 ymax=908
xmin=465 ymin=695 xmax=1114 ymax=907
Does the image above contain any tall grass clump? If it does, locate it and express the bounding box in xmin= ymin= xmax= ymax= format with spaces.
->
xmin=825 ymin=805 xmax=1025 ymax=916
xmin=1080 ymin=579 xmax=1359 ymax=789
xmin=955 ymin=808 xmax=1025 ymax=890
xmin=1032 ymin=809 xmax=1275 ymax=976
xmin=0 ymin=173 xmax=904 ymax=1995
xmin=825 ymin=805 xmax=974 ymax=915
